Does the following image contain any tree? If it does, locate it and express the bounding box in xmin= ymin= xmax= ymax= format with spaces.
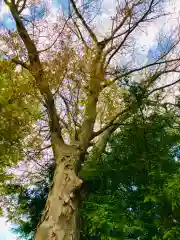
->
xmin=1 ymin=0 xmax=180 ymax=239
xmin=80 ymin=110 xmax=180 ymax=239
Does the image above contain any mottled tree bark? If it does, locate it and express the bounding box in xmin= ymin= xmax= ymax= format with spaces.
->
xmin=35 ymin=137 xmax=83 ymax=240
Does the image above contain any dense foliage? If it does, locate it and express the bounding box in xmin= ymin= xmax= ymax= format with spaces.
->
xmin=80 ymin=112 xmax=180 ymax=239
xmin=4 ymin=162 xmax=55 ymax=240
xmin=0 ymin=60 xmax=40 ymax=179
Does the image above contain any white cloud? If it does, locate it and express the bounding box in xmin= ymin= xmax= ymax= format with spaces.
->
xmin=92 ymin=0 xmax=116 ymax=39
xmin=0 ymin=2 xmax=9 ymax=20
xmin=21 ymin=7 xmax=30 ymax=16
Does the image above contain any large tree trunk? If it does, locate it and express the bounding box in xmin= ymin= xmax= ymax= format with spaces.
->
xmin=35 ymin=136 xmax=83 ymax=240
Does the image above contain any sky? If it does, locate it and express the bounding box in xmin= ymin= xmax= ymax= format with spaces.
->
xmin=0 ymin=0 xmax=63 ymax=29
xmin=0 ymin=0 xmax=180 ymax=239
xmin=0 ymin=217 xmax=17 ymax=240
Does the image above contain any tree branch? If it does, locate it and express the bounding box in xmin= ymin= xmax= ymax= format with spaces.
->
xmin=69 ymin=0 xmax=98 ymax=44
xmin=72 ymin=18 xmax=89 ymax=48
xmin=92 ymin=107 xmax=130 ymax=138
xmin=99 ymin=14 xmax=129 ymax=47
xmin=148 ymin=78 xmax=180 ymax=96
xmin=103 ymin=58 xmax=180 ymax=88
xmin=17 ymin=0 xmax=27 ymax=14
xmin=76 ymin=126 xmax=117 ymax=173
xmin=147 ymin=100 xmax=179 ymax=109
xmin=0 ymin=50 xmax=30 ymax=70
xmin=38 ymin=17 xmax=70 ymax=54
xmin=105 ymin=0 xmax=158 ymax=67
xmin=11 ymin=58 xmax=29 ymax=70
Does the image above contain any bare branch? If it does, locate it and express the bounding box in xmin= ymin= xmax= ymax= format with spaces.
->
xmin=147 ymin=100 xmax=179 ymax=109
xmin=60 ymin=92 xmax=81 ymax=133
xmin=72 ymin=19 xmax=89 ymax=48
xmin=1 ymin=49 xmax=30 ymax=70
xmin=59 ymin=117 xmax=69 ymax=130
xmin=106 ymin=0 xmax=158 ymax=67
xmin=148 ymin=78 xmax=180 ymax=96
xmin=27 ymin=145 xmax=52 ymax=154
xmin=99 ymin=14 xmax=129 ymax=47
xmin=60 ymin=94 xmax=71 ymax=117
xmin=103 ymin=58 xmax=180 ymax=88
xmin=69 ymin=0 xmax=98 ymax=44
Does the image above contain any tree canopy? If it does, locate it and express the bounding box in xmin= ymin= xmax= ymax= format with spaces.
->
xmin=0 ymin=60 xmax=40 ymax=179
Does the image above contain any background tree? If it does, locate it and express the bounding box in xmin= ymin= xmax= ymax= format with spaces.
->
xmin=80 ymin=110 xmax=180 ymax=240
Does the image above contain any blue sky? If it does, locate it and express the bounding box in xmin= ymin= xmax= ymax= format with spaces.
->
xmin=147 ymin=35 xmax=173 ymax=63
xmin=0 ymin=0 xmax=66 ymax=30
